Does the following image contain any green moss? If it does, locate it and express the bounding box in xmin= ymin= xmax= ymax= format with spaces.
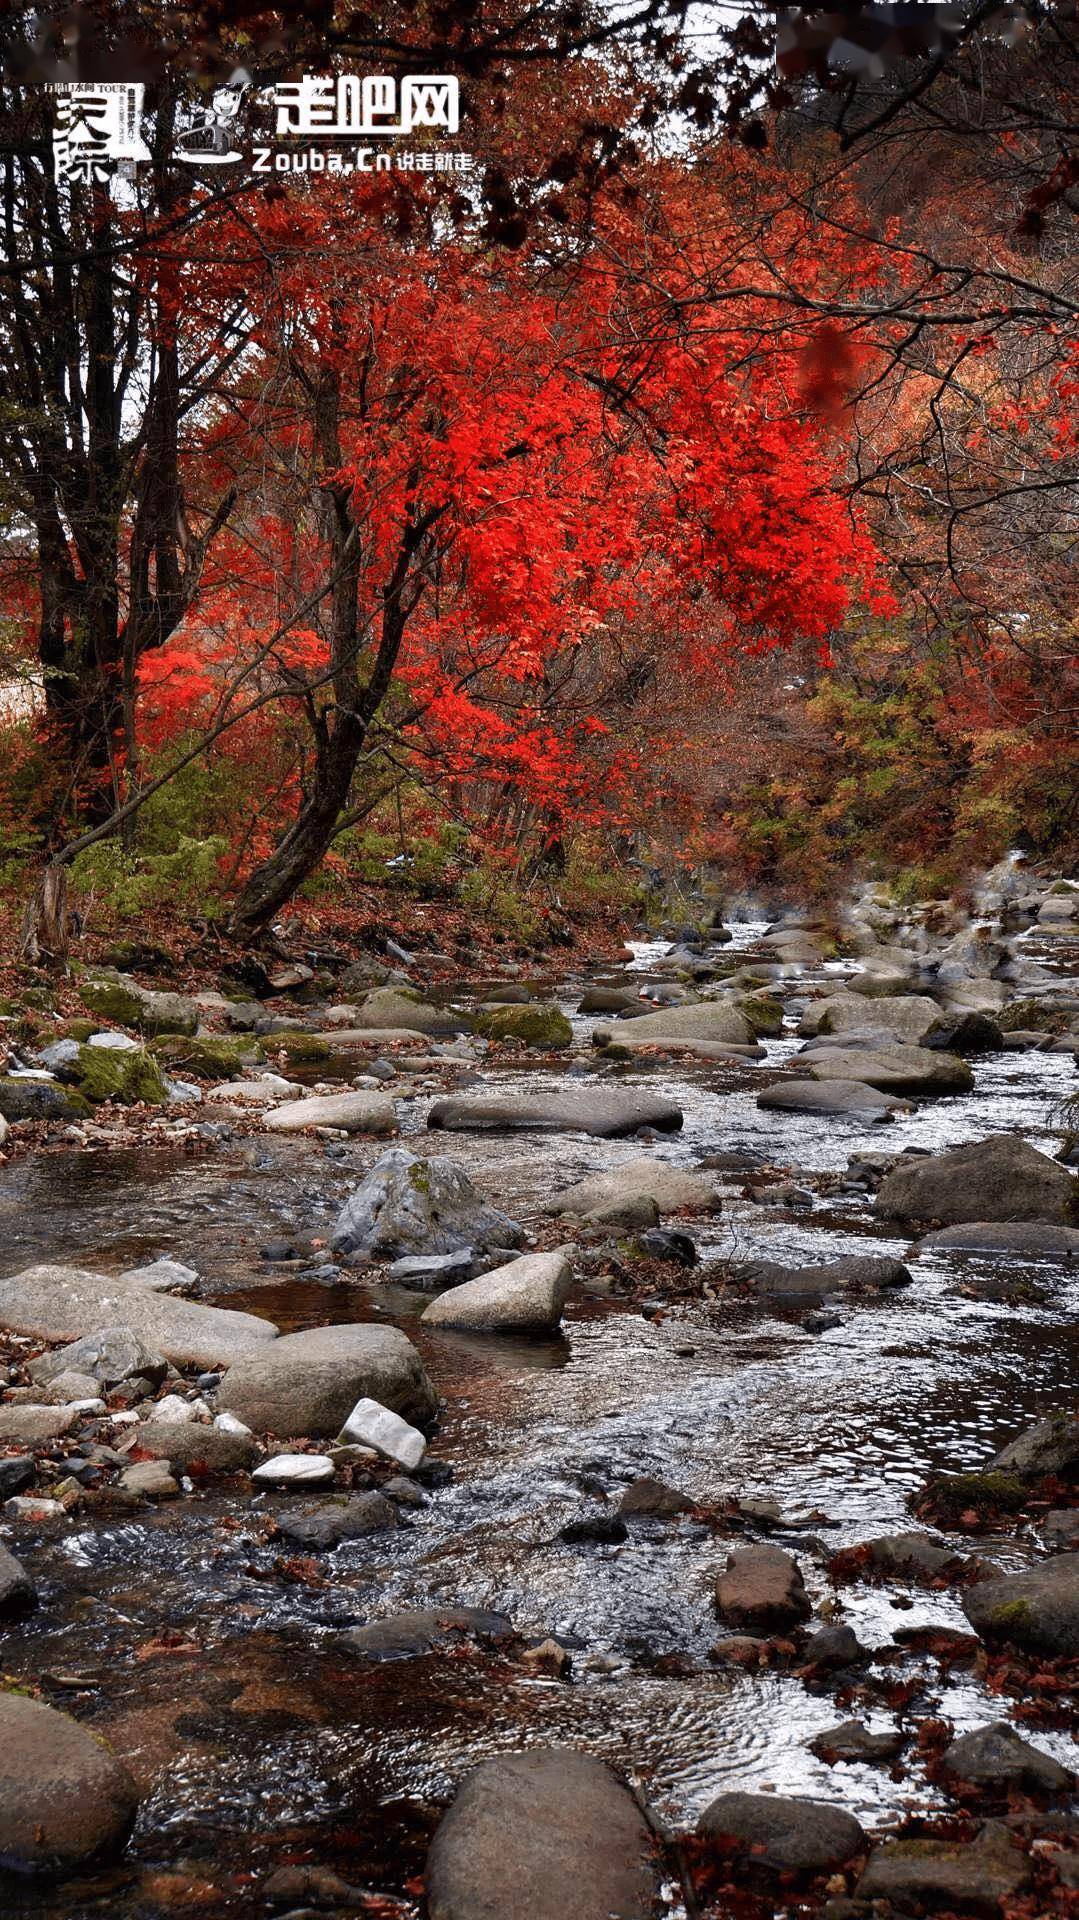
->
xmin=60 ymin=1018 xmax=98 ymax=1043
xmin=738 ymin=993 xmax=784 ymax=1037
xmin=407 ymin=1160 xmax=432 ymax=1196
xmin=80 ymin=975 xmax=145 ymax=1026
xmin=475 ymin=1003 xmax=572 ymax=1049
xmin=923 ymin=1470 xmax=1027 ymax=1519
xmin=74 ymin=1044 xmax=167 ymax=1106
xmin=269 ymin=1030 xmax=333 ymax=1065
xmin=987 ymin=1597 xmax=1035 ymax=1641
xmin=150 ymin=1033 xmax=264 ymax=1080
xmin=998 ymin=998 xmax=1058 ymax=1033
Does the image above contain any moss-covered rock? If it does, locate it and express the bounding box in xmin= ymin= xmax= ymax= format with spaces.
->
xmin=0 ymin=1077 xmax=91 ymax=1122
xmin=74 ymin=1045 xmax=168 ymax=1106
xmin=998 ymin=997 xmax=1062 ymax=1033
xmin=266 ymin=1029 xmax=334 ymax=1066
xmin=81 ymin=972 xmax=198 ymax=1037
xmin=737 ymin=993 xmax=784 ymax=1038
xmin=475 ymin=1003 xmax=572 ymax=1050
xmin=150 ymin=1033 xmax=264 ymax=1080
xmin=918 ymin=1469 xmax=1028 ymax=1527
xmin=59 ymin=1019 xmax=98 ymax=1044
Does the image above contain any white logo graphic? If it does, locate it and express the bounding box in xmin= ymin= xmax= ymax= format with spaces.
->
xmin=270 ymin=74 xmax=459 ymax=138
xmin=175 ymin=84 xmax=248 ymax=165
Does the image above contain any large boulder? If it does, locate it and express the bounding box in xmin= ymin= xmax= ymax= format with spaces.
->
xmin=963 ymin=1555 xmax=1079 ymax=1656
xmin=71 ymin=1043 xmax=168 ymax=1106
xmin=426 ymin=1089 xmax=683 ymax=1138
xmin=698 ymin=1793 xmax=866 ymax=1875
xmin=801 ymin=1043 xmax=973 ymax=1096
xmin=0 ymin=1692 xmax=139 ymax=1868
xmin=546 ymin=1157 xmax=721 ymax=1220
xmin=757 ymin=1078 xmax=904 ymax=1118
xmin=0 ymin=1266 xmax=276 ymax=1370
xmin=475 ymin=1004 xmax=572 ymax=1049
xmin=942 ymin=1723 xmax=1073 ymax=1794
xmin=422 ymin=1251 xmax=574 ymax=1334
xmin=261 ymin=1090 xmax=398 ymax=1134
xmin=591 ymin=999 xmax=753 ymax=1047
xmin=715 ymin=1545 xmax=811 ymax=1631
xmin=798 ymin=992 xmax=941 ymax=1043
xmin=0 ymin=1076 xmax=89 ymax=1123
xmin=426 ymin=1750 xmax=659 ymax=1920
xmin=354 ymin=986 xmax=469 ymax=1034
xmin=330 ymin=1147 xmax=525 ymax=1259
xmin=216 ymin=1323 xmax=437 ymax=1437
xmin=876 ymin=1136 xmax=1077 ymax=1226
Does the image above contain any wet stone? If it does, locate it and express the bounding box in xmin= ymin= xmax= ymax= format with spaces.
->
xmin=274 ymin=1491 xmax=398 ymax=1550
xmin=856 ymin=1820 xmax=1030 ymax=1911
xmin=341 ymin=1606 xmax=514 ymax=1662
xmin=715 ymin=1545 xmax=811 ymax=1632
xmin=942 ymin=1722 xmax=1073 ymax=1794
xmin=698 ymin=1791 xmax=867 ymax=1874
xmin=809 ymin=1719 xmax=904 ymax=1764
xmin=0 ymin=1539 xmax=36 ymax=1613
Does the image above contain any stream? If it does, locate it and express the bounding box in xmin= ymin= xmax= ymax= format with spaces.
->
xmin=1 ymin=914 xmax=1077 ymax=1916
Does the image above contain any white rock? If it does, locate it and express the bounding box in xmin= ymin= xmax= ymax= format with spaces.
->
xmin=107 ymin=1411 xmax=140 ymax=1426
xmin=421 ymin=1249 xmax=575 ymax=1333
xmin=0 ymin=1115 xmax=8 ymax=1147
xmin=214 ymin=1079 xmax=302 ymax=1106
xmin=87 ymin=1031 xmax=141 ymax=1051
xmin=4 ymin=1496 xmax=64 ymax=1519
xmin=213 ymin=1411 xmax=253 ymax=1437
xmin=261 ymin=1091 xmax=398 ymax=1135
xmin=145 ymin=1394 xmax=195 ymax=1424
xmin=337 ymin=1396 xmax=426 ymax=1470
xmin=252 ymin=1453 xmax=336 ymax=1488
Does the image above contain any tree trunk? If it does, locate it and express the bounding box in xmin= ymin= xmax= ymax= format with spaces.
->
xmin=18 ymin=862 xmax=70 ymax=967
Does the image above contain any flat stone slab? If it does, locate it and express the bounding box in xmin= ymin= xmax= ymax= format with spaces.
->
xmin=427 ymin=1090 xmax=683 ymax=1137
xmin=0 ymin=1265 xmax=277 ymax=1370
xmin=919 ymin=1222 xmax=1079 ymax=1255
xmin=757 ymin=1078 xmax=904 ymax=1117
xmin=857 ymin=1824 xmax=1029 ymax=1909
xmin=252 ymin=1453 xmax=336 ymax=1488
xmin=799 ymin=992 xmax=942 ymax=1043
xmin=342 ymin=1606 xmax=514 ymax=1662
xmin=802 ymin=1043 xmax=973 ymax=1095
xmin=426 ymin=1749 xmax=660 ymax=1920
xmin=261 ymin=1091 xmax=398 ymax=1133
xmin=422 ymin=1250 xmax=574 ymax=1333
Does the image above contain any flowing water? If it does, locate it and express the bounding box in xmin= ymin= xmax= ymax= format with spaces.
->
xmin=2 ymin=928 xmax=1077 ymax=1916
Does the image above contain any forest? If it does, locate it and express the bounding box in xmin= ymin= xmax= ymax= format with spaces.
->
xmin=0 ymin=7 xmax=1075 ymax=1920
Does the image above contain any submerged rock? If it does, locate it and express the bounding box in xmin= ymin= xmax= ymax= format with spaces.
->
xmin=0 ymin=1540 xmax=36 ymax=1614
xmin=422 ymin=1250 xmax=574 ymax=1333
xmin=275 ymin=1491 xmax=398 ymax=1549
xmin=697 ymin=1791 xmax=866 ymax=1873
xmin=342 ymin=1606 xmax=514 ymax=1662
xmin=876 ymin=1135 xmax=1078 ymax=1225
xmin=809 ymin=1719 xmax=904 ymax=1764
xmin=427 ymin=1088 xmax=683 ymax=1138
xmin=331 ymin=1147 xmax=525 ymax=1260
xmin=918 ymin=1221 xmax=1079 ymax=1255
xmin=757 ymin=1077 xmax=904 ymax=1118
xmin=857 ymin=1821 xmax=1029 ymax=1910
xmin=426 ymin=1749 xmax=659 ymax=1920
xmin=0 ymin=1692 xmax=139 ymax=1868
xmin=218 ymin=1323 xmax=437 ymax=1438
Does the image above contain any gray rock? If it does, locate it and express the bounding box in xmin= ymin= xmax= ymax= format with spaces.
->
xmin=138 ymin=1423 xmax=258 ymax=1473
xmin=857 ymin=1821 xmax=1029 ymax=1909
xmin=876 ymin=1136 xmax=1077 ymax=1226
xmin=354 ymin=986 xmax=469 ymax=1034
xmin=41 ymin=1368 xmax=103 ymax=1404
xmin=802 ymin=1043 xmax=973 ymax=1096
xmin=801 ymin=1625 xmax=866 ymax=1668
xmin=1044 ymin=1510 xmax=1079 ymax=1550
xmin=119 ymin=1459 xmax=179 ymax=1499
xmin=0 ymin=1267 xmax=276 ymax=1370
xmin=274 ymin=1491 xmax=398 ymax=1550
xmin=919 ymin=1222 xmax=1079 ymax=1256
xmin=30 ymin=1325 xmax=168 ymax=1390
xmin=591 ymin=999 xmax=753 ymax=1046
xmin=739 ymin=1255 xmax=911 ymax=1299
xmin=715 ymin=1545 xmax=811 ymax=1631
xmin=119 ymin=1258 xmax=200 ymax=1291
xmin=809 ymin=1720 xmax=903 ymax=1764
xmin=991 ymin=1412 xmax=1079 ymax=1481
xmin=577 ymin=986 xmax=638 ymax=1013
xmin=385 ymin=1249 xmax=479 ymax=1289
xmin=547 ymin=1157 xmax=720 ymax=1218
xmin=341 ymin=1606 xmax=513 ymax=1662
xmin=0 ymin=1692 xmax=139 ymax=1867
xmin=698 ymin=1792 xmax=866 ymax=1873
xmin=0 ymin=1077 xmax=86 ymax=1122
xmin=963 ymin=1554 xmax=1079 ymax=1655
xmin=757 ymin=1077 xmax=904 ymax=1118
xmin=942 ymin=1722 xmax=1073 ymax=1793
xmin=0 ymin=1540 xmax=36 ymax=1613
xmin=261 ymin=1090 xmax=398 ymax=1134
xmin=218 ymin=1323 xmax=437 ymax=1437
xmin=618 ymin=1476 xmax=693 ymax=1518
xmin=427 ymin=1089 xmax=683 ymax=1138
xmin=422 ymin=1250 xmax=574 ymax=1333
xmin=799 ymin=992 xmax=942 ymax=1043
xmin=331 ymin=1147 xmax=525 ymax=1260
xmin=861 ymin=1531 xmax=969 ymax=1583
xmin=426 ymin=1749 xmax=659 ymax=1920
xmin=0 ymin=1404 xmax=78 ymax=1444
